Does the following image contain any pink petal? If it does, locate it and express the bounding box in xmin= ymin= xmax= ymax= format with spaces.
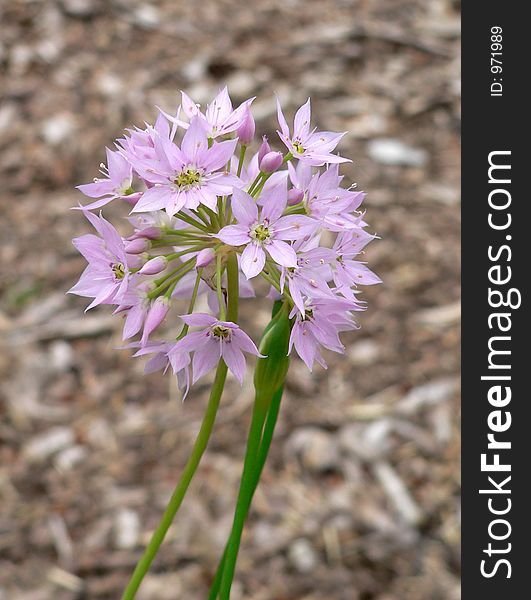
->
xmin=276 ymin=96 xmax=290 ymax=137
xmin=123 ymin=304 xmax=145 ymax=339
xmin=192 ymin=339 xmax=220 ymax=383
xmin=77 ymin=180 xmax=115 ymax=198
xmin=231 ymin=188 xmax=258 ymax=226
xmin=181 ymin=116 xmax=208 ymax=161
xmin=261 ymin=180 xmax=287 ymax=223
xmin=180 ymin=312 xmax=217 ymax=327
xmin=131 ymin=186 xmax=174 ymax=213
xmin=265 ymin=239 xmax=297 ymax=267
xmin=293 ymin=98 xmax=311 ymax=139
xmin=181 ymin=90 xmax=200 ymax=120
xmin=221 ymin=341 xmax=246 ymax=384
xmin=202 ymin=138 xmax=238 ymax=172
xmin=74 ymin=195 xmax=115 ymax=211
xmin=216 ymin=224 xmax=250 ymax=246
xmin=232 ymin=329 xmax=261 ymax=356
xmin=106 ymin=147 xmax=131 ymax=184
xmin=240 ymin=243 xmax=266 ymax=279
xmin=274 ymin=215 xmax=319 ymax=241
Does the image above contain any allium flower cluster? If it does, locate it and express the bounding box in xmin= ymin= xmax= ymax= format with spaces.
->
xmin=70 ymin=88 xmax=380 ymax=394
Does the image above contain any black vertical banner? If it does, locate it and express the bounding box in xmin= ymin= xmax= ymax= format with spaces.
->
xmin=462 ymin=3 xmax=528 ymax=598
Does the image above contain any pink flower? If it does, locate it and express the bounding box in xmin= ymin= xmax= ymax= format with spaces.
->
xmin=76 ymin=148 xmax=140 ymax=210
xmin=216 ymin=183 xmax=318 ymax=279
xmin=171 ymin=87 xmax=254 ymax=139
xmin=131 ymin=117 xmax=239 ymax=216
xmin=69 ymin=211 xmax=134 ymax=310
xmin=290 ymin=163 xmax=366 ymax=231
xmin=288 ymin=296 xmax=360 ymax=371
xmin=172 ymin=313 xmax=261 ymax=384
xmin=280 ymin=241 xmax=336 ymax=314
xmin=132 ymin=341 xmax=191 ymax=398
xmin=277 ymin=98 xmax=350 ymax=166
xmin=331 ymin=230 xmax=382 ymax=292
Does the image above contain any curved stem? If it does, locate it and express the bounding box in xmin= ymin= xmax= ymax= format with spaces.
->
xmin=120 ymin=360 xmax=228 ymax=600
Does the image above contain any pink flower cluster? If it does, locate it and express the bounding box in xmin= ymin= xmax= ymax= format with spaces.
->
xmin=70 ymin=88 xmax=380 ymax=395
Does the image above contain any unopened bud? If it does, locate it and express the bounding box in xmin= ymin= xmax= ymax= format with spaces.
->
xmin=236 ymin=104 xmax=255 ymax=145
xmin=142 ymin=297 xmax=170 ymax=344
xmin=196 ymin=247 xmax=216 ymax=268
xmin=254 ymin=303 xmax=291 ymax=404
xmin=259 ymin=151 xmax=283 ymax=173
xmin=138 ymin=255 xmax=167 ymax=275
xmin=133 ymin=226 xmax=162 ymax=240
xmin=258 ymin=136 xmax=271 ymax=164
xmin=125 ymin=238 xmax=151 ymax=254
xmin=287 ymin=188 xmax=304 ymax=205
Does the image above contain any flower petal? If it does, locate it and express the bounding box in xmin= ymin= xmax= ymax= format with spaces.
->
xmin=77 ymin=180 xmax=115 ymax=198
xmin=265 ymin=239 xmax=297 ymax=267
xmin=131 ymin=186 xmax=175 ymax=213
xmin=231 ymin=188 xmax=258 ymax=226
xmin=240 ymin=243 xmax=266 ymax=279
xmin=273 ymin=215 xmax=319 ymax=240
xmin=192 ymin=338 xmax=220 ymax=383
xmin=180 ymin=312 xmax=217 ymax=327
xmin=221 ymin=341 xmax=246 ymax=384
xmin=216 ymin=224 xmax=251 ymax=246
xmin=293 ymin=98 xmax=311 ymax=139
xmin=261 ymin=180 xmax=287 ymax=223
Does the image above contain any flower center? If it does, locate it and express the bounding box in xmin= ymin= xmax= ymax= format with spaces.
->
xmin=174 ymin=168 xmax=202 ymax=189
xmin=112 ymin=262 xmax=126 ymax=280
xmin=212 ymin=325 xmax=231 ymax=339
xmin=117 ymin=179 xmax=135 ymax=196
xmin=250 ymin=223 xmax=271 ymax=243
xmin=292 ymin=140 xmax=305 ymax=154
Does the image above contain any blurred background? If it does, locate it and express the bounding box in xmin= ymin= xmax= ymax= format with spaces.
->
xmin=0 ymin=1 xmax=460 ymax=599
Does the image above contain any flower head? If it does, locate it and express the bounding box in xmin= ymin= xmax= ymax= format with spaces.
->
xmin=71 ymin=88 xmax=380 ymax=392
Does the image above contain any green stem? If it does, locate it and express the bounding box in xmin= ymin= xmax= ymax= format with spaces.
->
xmin=147 ymin=259 xmax=195 ymax=299
xmin=176 ymin=270 xmax=203 ymax=340
xmin=225 ymin=253 xmax=239 ymax=322
xmin=218 ymin=399 xmax=269 ymax=600
xmin=175 ymin=212 xmax=211 ymax=233
xmin=216 ymin=253 xmax=226 ymax=320
xmin=207 ymin=385 xmax=284 ymax=600
xmin=120 ymin=360 xmax=228 ymax=600
xmin=247 ymin=173 xmax=264 ymax=196
xmin=237 ymin=145 xmax=247 ymax=177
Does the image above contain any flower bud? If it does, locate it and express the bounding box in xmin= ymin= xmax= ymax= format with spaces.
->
xmin=196 ymin=247 xmax=216 ymax=268
xmin=257 ymin=136 xmax=271 ymax=164
xmin=142 ymin=297 xmax=170 ymax=344
xmin=236 ymin=104 xmax=255 ymax=145
xmin=259 ymin=151 xmax=283 ymax=173
xmin=138 ymin=255 xmax=167 ymax=275
xmin=253 ymin=303 xmax=291 ymax=404
xmin=133 ymin=226 xmax=162 ymax=240
xmin=287 ymin=188 xmax=305 ymax=205
xmin=125 ymin=238 xmax=151 ymax=254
